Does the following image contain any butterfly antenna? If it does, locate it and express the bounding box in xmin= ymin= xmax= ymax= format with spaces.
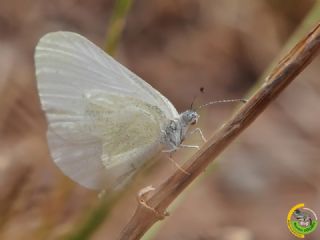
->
xmin=190 ymin=87 xmax=206 ymax=110
xmin=190 ymin=95 xmax=197 ymax=110
xmin=196 ymin=98 xmax=247 ymax=110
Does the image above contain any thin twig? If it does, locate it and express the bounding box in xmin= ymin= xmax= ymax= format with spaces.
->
xmin=257 ymin=1 xmax=320 ymax=84
xmin=104 ymin=0 xmax=133 ymax=55
xmin=119 ymin=22 xmax=320 ymax=240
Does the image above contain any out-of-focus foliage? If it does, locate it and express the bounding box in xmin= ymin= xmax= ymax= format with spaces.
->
xmin=105 ymin=0 xmax=133 ymax=55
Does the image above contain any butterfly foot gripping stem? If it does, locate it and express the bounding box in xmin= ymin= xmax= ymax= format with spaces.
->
xmin=137 ymin=185 xmax=169 ymax=220
xmin=168 ymin=157 xmax=190 ymax=175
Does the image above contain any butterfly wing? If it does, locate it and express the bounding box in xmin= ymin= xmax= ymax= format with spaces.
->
xmin=46 ymin=92 xmax=164 ymax=190
xmin=35 ymin=31 xmax=178 ymax=190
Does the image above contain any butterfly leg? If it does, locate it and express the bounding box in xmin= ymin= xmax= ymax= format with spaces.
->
xmin=167 ymin=156 xmax=190 ymax=175
xmin=137 ymin=185 xmax=169 ymax=219
xmin=180 ymin=144 xmax=200 ymax=150
xmin=189 ymin=128 xmax=207 ymax=143
xmin=162 ymin=146 xmax=180 ymax=159
xmin=162 ymin=148 xmax=177 ymax=153
xmin=162 ymin=148 xmax=189 ymax=175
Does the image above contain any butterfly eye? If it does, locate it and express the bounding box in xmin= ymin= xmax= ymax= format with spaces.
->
xmin=190 ymin=112 xmax=199 ymax=125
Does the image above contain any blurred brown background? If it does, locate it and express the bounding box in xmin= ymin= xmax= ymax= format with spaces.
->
xmin=0 ymin=0 xmax=319 ymax=239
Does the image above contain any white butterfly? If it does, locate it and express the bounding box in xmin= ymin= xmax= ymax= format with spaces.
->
xmin=35 ymin=31 xmax=205 ymax=191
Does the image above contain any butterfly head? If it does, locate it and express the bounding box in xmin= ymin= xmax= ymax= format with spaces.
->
xmin=181 ymin=110 xmax=199 ymax=126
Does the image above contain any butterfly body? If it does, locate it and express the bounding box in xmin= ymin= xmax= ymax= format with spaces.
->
xmin=161 ymin=110 xmax=199 ymax=152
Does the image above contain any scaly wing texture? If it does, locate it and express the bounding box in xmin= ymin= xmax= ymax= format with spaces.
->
xmin=35 ymin=31 xmax=177 ymax=190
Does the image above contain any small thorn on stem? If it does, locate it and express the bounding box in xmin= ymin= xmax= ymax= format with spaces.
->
xmin=137 ymin=186 xmax=169 ymax=220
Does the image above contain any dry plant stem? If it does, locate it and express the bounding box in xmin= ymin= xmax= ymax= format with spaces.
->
xmin=119 ymin=23 xmax=320 ymax=240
